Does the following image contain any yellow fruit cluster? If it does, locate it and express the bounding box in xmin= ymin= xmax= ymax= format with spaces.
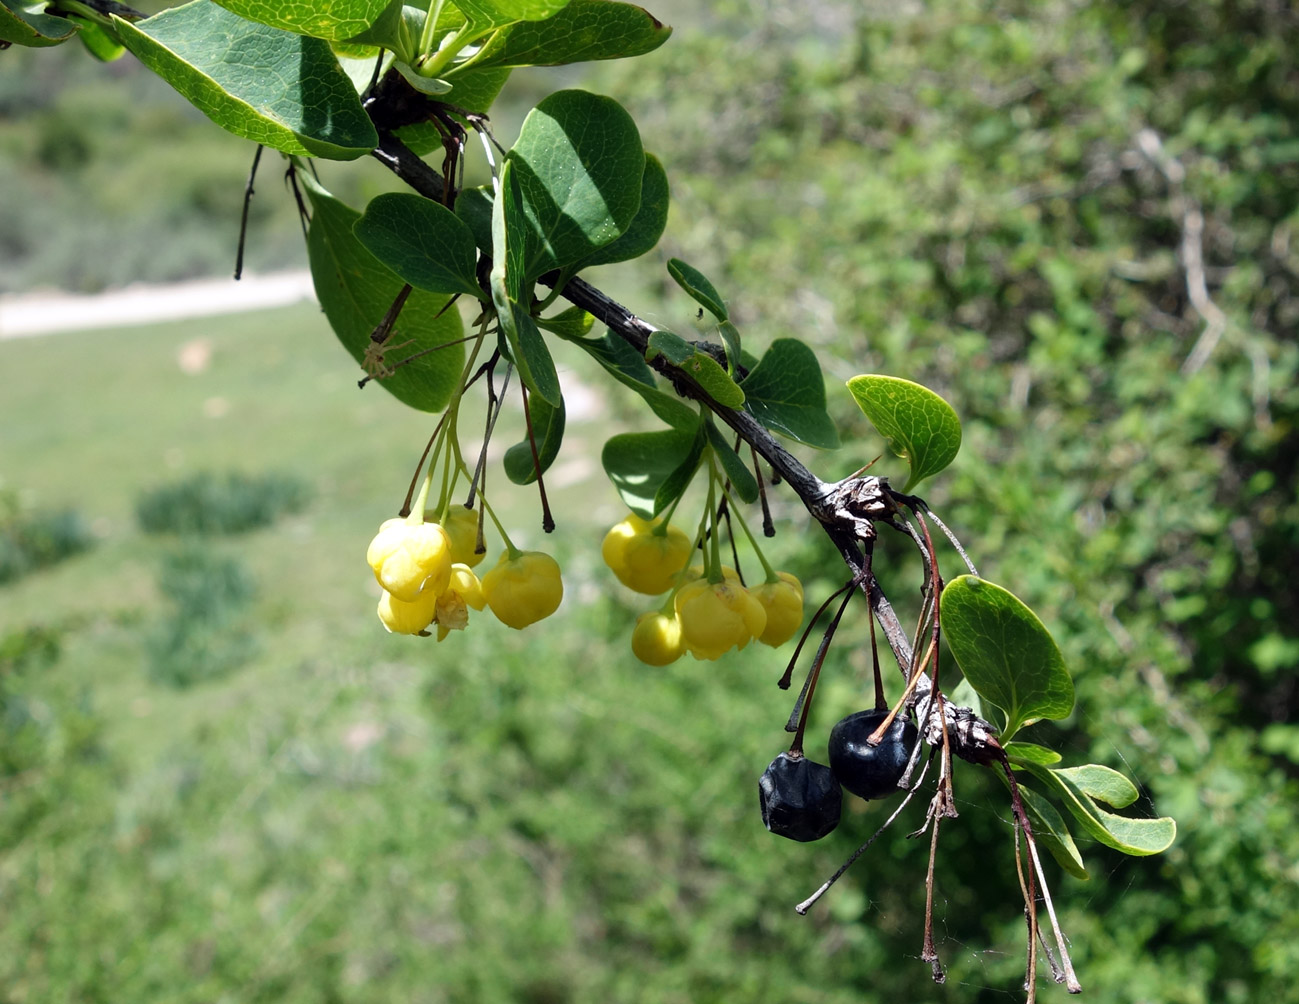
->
xmin=602 ymin=513 xmax=804 ymax=665
xmin=368 ymin=515 xmax=561 ymax=638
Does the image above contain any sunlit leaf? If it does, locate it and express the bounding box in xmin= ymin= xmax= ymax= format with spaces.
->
xmin=1023 ymin=762 xmax=1177 ymax=856
xmin=846 ymin=374 xmax=961 ymax=491
xmin=509 ymin=89 xmax=644 ymax=281
xmin=465 ymin=0 xmax=670 ymax=69
xmin=213 ymin=0 xmax=391 ymax=39
xmin=645 ymin=331 xmax=744 ymax=408
xmin=113 ymin=1 xmax=378 ymax=160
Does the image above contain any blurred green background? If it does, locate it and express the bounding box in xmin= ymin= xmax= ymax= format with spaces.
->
xmin=2 ymin=1 xmax=1297 ymax=1001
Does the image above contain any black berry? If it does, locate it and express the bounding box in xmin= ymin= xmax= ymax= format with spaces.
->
xmin=758 ymin=752 xmax=843 ymax=842
xmin=827 ymin=710 xmax=920 ymax=800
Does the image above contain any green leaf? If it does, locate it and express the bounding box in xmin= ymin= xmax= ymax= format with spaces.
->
xmin=563 ymin=153 xmax=668 ymax=274
xmin=213 ymin=0 xmax=391 ymax=40
xmin=455 ymin=185 xmax=495 ymax=252
xmin=667 ymin=257 xmax=727 ymax=321
xmin=1016 ymin=785 xmax=1089 ymax=879
xmin=509 ymin=89 xmax=644 ymax=280
xmin=395 ymin=67 xmax=513 ymax=151
xmin=1058 ymin=763 xmax=1140 ymax=808
xmin=394 ymin=61 xmax=453 ymax=94
xmin=568 ymin=332 xmax=699 ymax=432
xmin=941 ymin=575 xmax=1074 ymax=742
xmin=535 ymin=306 xmax=594 ymax=340
xmin=846 ymin=374 xmax=962 ymax=492
xmin=654 ymin=424 xmax=706 ymax=515
xmin=504 ymin=393 xmax=566 ymax=485
xmin=303 ymin=175 xmax=465 ymax=413
xmin=739 ymin=339 xmax=840 ymax=450
xmin=602 ymin=427 xmax=702 ymax=519
xmin=2 ymin=0 xmax=78 ymax=46
xmin=490 ymin=159 xmax=563 ymax=407
xmin=465 ymin=0 xmax=670 ymax=69
xmin=1023 ymin=763 xmax=1177 ymax=857
xmin=354 ymin=193 xmax=483 ymax=299
xmin=1005 ymin=742 xmax=1063 ymax=766
xmin=645 ymin=331 xmax=745 ymax=408
xmin=716 ymin=321 xmax=742 ymax=376
xmin=705 ymin=421 xmax=758 ymax=504
xmin=454 ymin=0 xmax=571 ymax=30
xmin=113 ymin=1 xmax=378 ymax=160
xmin=339 ymin=0 xmax=420 ymax=59
xmin=73 ymin=16 xmax=125 ymax=61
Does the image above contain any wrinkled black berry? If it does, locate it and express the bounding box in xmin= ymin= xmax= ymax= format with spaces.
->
xmin=827 ymin=710 xmax=920 ymax=800
xmin=759 ymin=752 xmax=843 ymax=842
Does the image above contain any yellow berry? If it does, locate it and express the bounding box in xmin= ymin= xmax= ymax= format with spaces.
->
xmin=674 ymin=576 xmax=768 ymax=660
xmin=601 ymin=513 xmax=692 ymax=594
xmin=483 ymin=550 xmax=563 ymax=629
xmin=750 ymin=572 xmax=804 ymax=647
xmin=366 ymin=517 xmax=453 ymax=602
xmin=438 ymin=505 xmax=487 ymax=568
xmin=377 ymin=587 xmax=439 ymax=635
xmin=631 ymin=611 xmax=685 ymax=666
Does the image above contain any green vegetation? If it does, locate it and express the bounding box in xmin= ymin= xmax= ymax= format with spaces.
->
xmin=136 ymin=470 xmax=310 ymax=535
xmin=0 ymin=494 xmax=93 ymax=584
xmin=2 ymin=0 xmax=1297 ymax=1001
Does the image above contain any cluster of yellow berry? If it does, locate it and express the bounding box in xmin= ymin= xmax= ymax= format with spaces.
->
xmin=367 ymin=505 xmax=563 ymax=638
xmin=602 ymin=513 xmax=804 ymax=665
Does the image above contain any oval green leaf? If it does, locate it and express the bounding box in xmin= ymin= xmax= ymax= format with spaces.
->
xmin=504 ymin=393 xmax=566 ymax=485
xmin=602 ymin=427 xmax=702 ymax=519
xmin=941 ymin=575 xmax=1074 ymax=742
xmin=354 ymin=193 xmax=483 ymax=299
xmin=564 ymin=153 xmax=669 ymax=275
xmin=645 ymin=331 xmax=745 ymax=408
xmin=113 ymin=1 xmax=378 ymax=161
xmin=846 ymin=374 xmax=961 ymax=492
xmin=303 ymin=175 xmax=465 ymax=413
xmin=667 ymin=257 xmax=727 ymax=321
xmin=1024 ymin=762 xmax=1177 ymax=857
xmin=509 ymin=89 xmax=644 ymax=281
xmin=2 ymin=0 xmax=79 ymax=46
xmin=214 ymin=0 xmax=391 ymax=39
xmin=465 ymin=0 xmax=670 ymax=69
xmin=739 ymin=338 xmax=840 ymax=450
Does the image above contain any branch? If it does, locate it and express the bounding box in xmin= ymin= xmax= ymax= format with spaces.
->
xmin=366 ymin=130 xmax=999 ymax=767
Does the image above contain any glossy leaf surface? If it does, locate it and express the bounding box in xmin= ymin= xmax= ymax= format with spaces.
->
xmin=846 ymin=374 xmax=961 ymax=491
xmin=113 ymin=1 xmax=378 ymax=160
xmin=509 ymin=89 xmax=644 ymax=281
xmin=454 ymin=0 xmax=571 ymax=30
xmin=467 ymin=0 xmax=670 ymax=69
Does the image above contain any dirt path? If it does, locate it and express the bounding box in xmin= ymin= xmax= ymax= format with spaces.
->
xmin=0 ymin=270 xmax=316 ymax=340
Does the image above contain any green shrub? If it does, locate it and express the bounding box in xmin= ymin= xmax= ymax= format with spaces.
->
xmin=136 ymin=471 xmax=309 ymax=536
xmin=146 ymin=544 xmax=258 ymax=688
xmin=0 ymin=501 xmax=93 ymax=585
